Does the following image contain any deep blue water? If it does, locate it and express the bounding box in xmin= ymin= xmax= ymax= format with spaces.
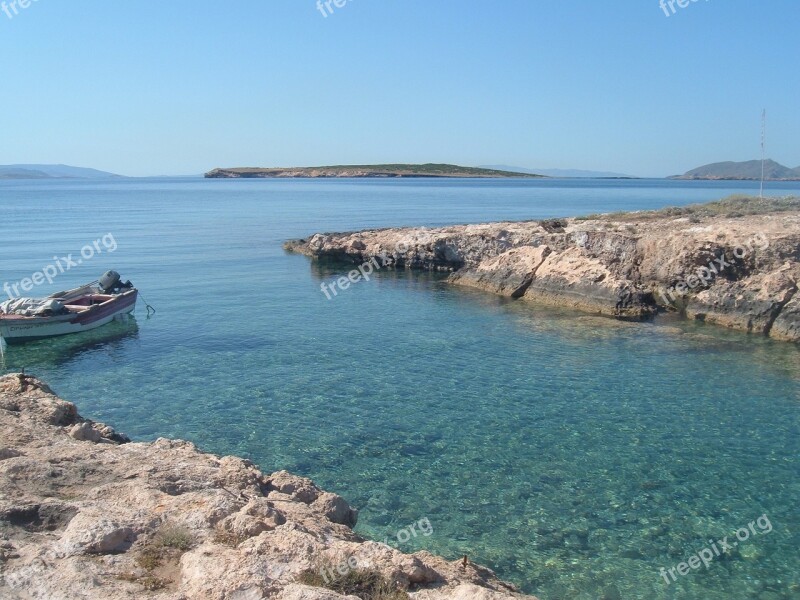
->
xmin=1 ymin=178 xmax=799 ymax=599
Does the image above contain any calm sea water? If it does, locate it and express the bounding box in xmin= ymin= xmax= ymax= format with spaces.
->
xmin=1 ymin=178 xmax=799 ymax=599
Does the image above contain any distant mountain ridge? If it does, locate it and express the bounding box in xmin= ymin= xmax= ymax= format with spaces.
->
xmin=670 ymin=160 xmax=800 ymax=181
xmin=480 ymin=165 xmax=635 ymax=178
xmin=0 ymin=164 xmax=123 ymax=179
xmin=205 ymin=163 xmax=544 ymax=179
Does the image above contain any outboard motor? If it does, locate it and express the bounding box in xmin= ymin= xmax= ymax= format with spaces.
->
xmin=98 ymin=270 xmax=133 ymax=294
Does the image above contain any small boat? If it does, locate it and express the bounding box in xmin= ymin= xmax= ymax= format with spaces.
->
xmin=0 ymin=271 xmax=138 ymax=345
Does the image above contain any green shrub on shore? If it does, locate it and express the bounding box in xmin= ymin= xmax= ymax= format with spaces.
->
xmin=153 ymin=524 xmax=194 ymax=551
xmin=297 ymin=561 xmax=409 ymax=600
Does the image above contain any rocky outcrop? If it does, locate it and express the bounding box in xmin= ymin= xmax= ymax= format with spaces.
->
xmin=0 ymin=374 xmax=536 ymax=600
xmin=284 ymin=204 xmax=800 ymax=341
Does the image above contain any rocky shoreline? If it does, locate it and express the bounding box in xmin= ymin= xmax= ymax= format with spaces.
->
xmin=0 ymin=373 xmax=537 ymax=600
xmin=284 ymin=198 xmax=800 ymax=342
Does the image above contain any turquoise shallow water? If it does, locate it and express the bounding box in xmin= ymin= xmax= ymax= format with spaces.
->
xmin=1 ymin=178 xmax=799 ymax=599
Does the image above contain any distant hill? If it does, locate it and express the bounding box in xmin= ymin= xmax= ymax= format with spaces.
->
xmin=670 ymin=160 xmax=800 ymax=181
xmin=481 ymin=165 xmax=634 ymax=178
xmin=0 ymin=164 xmax=123 ymax=179
xmin=205 ymin=163 xmax=544 ymax=179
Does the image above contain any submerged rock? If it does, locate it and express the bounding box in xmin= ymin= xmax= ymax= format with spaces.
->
xmin=0 ymin=374 xmax=537 ymax=600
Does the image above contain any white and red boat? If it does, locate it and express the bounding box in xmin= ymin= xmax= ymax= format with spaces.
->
xmin=0 ymin=271 xmax=138 ymax=345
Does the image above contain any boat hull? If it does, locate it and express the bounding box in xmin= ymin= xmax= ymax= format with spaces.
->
xmin=0 ymin=290 xmax=137 ymax=344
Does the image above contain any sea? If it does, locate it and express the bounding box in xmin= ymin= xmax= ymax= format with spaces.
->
xmin=1 ymin=177 xmax=798 ymax=599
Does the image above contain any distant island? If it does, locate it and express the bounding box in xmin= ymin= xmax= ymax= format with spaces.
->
xmin=205 ymin=163 xmax=545 ymax=179
xmin=480 ymin=165 xmax=636 ymax=178
xmin=670 ymin=159 xmax=800 ymax=181
xmin=0 ymin=164 xmax=123 ymax=180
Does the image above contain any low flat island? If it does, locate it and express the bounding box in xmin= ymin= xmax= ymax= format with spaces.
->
xmin=205 ymin=164 xmax=545 ymax=179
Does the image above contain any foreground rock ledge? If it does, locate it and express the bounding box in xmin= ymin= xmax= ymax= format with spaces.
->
xmin=285 ymin=201 xmax=800 ymax=341
xmin=0 ymin=374 xmax=537 ymax=600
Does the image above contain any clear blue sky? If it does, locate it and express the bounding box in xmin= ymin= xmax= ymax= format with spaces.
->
xmin=0 ymin=0 xmax=797 ymax=177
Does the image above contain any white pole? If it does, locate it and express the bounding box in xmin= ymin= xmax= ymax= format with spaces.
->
xmin=760 ymin=109 xmax=766 ymax=199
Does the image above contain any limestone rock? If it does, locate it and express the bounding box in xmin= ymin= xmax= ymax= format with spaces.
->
xmin=311 ymin=492 xmax=358 ymax=528
xmin=68 ymin=421 xmax=102 ymax=443
xmin=265 ymin=470 xmax=322 ymax=504
xmin=59 ymin=510 xmax=135 ymax=555
xmin=771 ymin=293 xmax=800 ymax=341
xmin=0 ymin=448 xmax=22 ymax=460
xmin=450 ymin=245 xmax=551 ymax=297
xmin=277 ymin=584 xmax=360 ymax=599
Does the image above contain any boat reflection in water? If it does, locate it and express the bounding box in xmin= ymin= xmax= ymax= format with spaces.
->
xmin=0 ymin=315 xmax=140 ymax=372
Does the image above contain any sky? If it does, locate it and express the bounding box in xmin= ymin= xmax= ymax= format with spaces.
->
xmin=0 ymin=1 xmax=798 ymax=177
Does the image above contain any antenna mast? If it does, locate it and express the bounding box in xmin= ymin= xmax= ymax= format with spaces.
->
xmin=760 ymin=109 xmax=766 ymax=199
